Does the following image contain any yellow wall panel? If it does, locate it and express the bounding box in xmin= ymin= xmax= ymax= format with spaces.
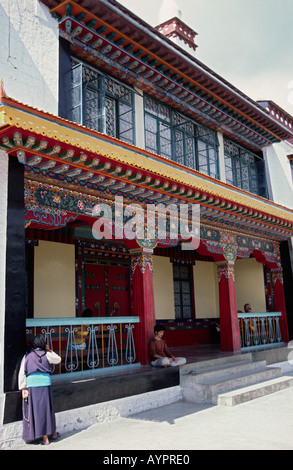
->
xmin=34 ymin=241 xmax=75 ymax=318
xmin=153 ymin=255 xmax=175 ymax=320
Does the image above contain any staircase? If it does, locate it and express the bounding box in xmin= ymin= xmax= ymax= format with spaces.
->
xmin=180 ymin=353 xmax=293 ymax=406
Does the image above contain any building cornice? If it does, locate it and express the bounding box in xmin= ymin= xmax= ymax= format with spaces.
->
xmin=0 ymin=91 xmax=292 ymax=241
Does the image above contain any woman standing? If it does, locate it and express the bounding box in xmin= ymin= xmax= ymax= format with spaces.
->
xmin=18 ymin=334 xmax=61 ymax=445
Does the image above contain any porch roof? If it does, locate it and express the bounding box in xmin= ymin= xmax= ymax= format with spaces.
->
xmin=0 ymin=87 xmax=292 ymax=245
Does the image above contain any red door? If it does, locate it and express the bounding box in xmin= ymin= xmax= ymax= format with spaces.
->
xmin=108 ymin=265 xmax=131 ymax=317
xmin=84 ymin=263 xmax=106 ymax=316
xmin=84 ymin=264 xmax=130 ymax=317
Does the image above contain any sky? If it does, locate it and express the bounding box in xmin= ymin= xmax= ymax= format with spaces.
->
xmin=118 ymin=0 xmax=293 ymax=116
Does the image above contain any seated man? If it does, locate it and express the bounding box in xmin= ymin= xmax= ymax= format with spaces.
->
xmin=149 ymin=324 xmax=186 ymax=368
xmin=244 ymin=303 xmax=252 ymax=313
xmin=244 ymin=303 xmax=254 ymax=333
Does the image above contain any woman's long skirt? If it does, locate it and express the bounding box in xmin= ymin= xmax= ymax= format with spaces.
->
xmin=22 ymin=386 xmax=56 ymax=442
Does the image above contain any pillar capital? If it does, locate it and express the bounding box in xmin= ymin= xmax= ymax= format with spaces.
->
xmin=271 ymin=266 xmax=284 ymax=285
xmin=217 ymin=259 xmax=235 ymax=283
xmin=130 ymin=248 xmax=154 ymax=278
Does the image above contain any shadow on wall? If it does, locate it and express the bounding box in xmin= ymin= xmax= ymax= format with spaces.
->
xmin=0 ymin=1 xmax=59 ymax=114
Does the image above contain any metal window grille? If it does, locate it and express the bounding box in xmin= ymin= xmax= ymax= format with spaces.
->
xmin=70 ymin=57 xmax=134 ymax=144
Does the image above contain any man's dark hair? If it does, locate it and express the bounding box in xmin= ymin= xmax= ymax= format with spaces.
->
xmin=154 ymin=324 xmax=165 ymax=334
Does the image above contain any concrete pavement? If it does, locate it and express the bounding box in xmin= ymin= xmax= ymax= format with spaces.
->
xmin=12 ymin=362 xmax=293 ymax=452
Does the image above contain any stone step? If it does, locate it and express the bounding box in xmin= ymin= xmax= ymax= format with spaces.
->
xmin=180 ymin=351 xmax=293 ymax=407
xmin=181 ymin=360 xmax=268 ymax=385
xmin=180 ymin=352 xmax=253 ymax=375
xmin=217 ymin=376 xmax=293 ymax=406
xmin=180 ymin=367 xmax=282 ymax=404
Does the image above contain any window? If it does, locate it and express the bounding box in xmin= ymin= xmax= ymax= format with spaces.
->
xmin=71 ymin=58 xmax=134 ymax=145
xmin=196 ymin=125 xmax=219 ymax=179
xmin=172 ymin=111 xmax=196 ymax=169
xmin=173 ymin=264 xmax=193 ymax=319
xmin=144 ymin=96 xmax=172 ymax=159
xmin=224 ymin=138 xmax=268 ymax=197
xmin=144 ymin=95 xmax=219 ymax=178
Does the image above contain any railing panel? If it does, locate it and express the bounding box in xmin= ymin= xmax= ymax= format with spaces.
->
xmin=26 ymin=317 xmax=140 ymax=375
xmin=238 ymin=312 xmax=282 ymax=350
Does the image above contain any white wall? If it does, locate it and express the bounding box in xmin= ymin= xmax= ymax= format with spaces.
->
xmin=263 ymin=141 xmax=293 ymax=210
xmin=134 ymin=87 xmax=145 ymax=150
xmin=0 ymin=150 xmax=8 ymax=425
xmin=0 ymin=0 xmax=59 ymax=115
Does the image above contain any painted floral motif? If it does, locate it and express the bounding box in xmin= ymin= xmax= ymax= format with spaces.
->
xmin=53 ymin=195 xmax=61 ymax=204
xmin=131 ymin=253 xmax=153 ymax=277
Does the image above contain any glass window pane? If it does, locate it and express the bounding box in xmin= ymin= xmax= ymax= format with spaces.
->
xmin=145 ymin=114 xmax=157 ymax=152
xmin=173 ymin=265 xmax=193 ymax=319
xmin=105 ymin=97 xmax=116 ymax=137
xmin=175 ymin=130 xmax=185 ymax=165
xmin=84 ymin=88 xmax=99 ymax=131
xmin=209 ymin=162 xmax=217 ymax=179
xmin=241 ymin=164 xmax=250 ymax=191
xmin=158 ymin=103 xmax=170 ymax=122
xmin=119 ymin=102 xmax=134 ymax=144
xmin=146 ymin=131 xmax=157 ymax=152
xmin=160 ymin=122 xmax=171 ymax=158
xmin=72 ymin=106 xmax=81 ymax=125
xmin=72 ymin=68 xmax=82 ymax=87
xmin=198 ymin=142 xmax=208 ymax=174
xmin=72 ymin=86 xmax=81 ymax=106
xmin=225 ymin=154 xmax=232 ymax=169
xmin=145 ymin=114 xmax=157 ymax=133
xmin=180 ymin=266 xmax=189 ymax=279
xmin=183 ymin=306 xmax=192 ymax=318
xmin=145 ymin=96 xmax=158 ymax=116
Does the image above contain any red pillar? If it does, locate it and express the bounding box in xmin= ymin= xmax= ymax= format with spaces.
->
xmin=131 ymin=249 xmax=156 ymax=365
xmin=271 ymin=267 xmax=289 ymax=343
xmin=217 ymin=260 xmax=241 ymax=352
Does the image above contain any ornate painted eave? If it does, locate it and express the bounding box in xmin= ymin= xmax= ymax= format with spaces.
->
xmin=0 ymin=90 xmax=292 ymax=244
xmin=40 ymin=0 xmax=293 ymax=154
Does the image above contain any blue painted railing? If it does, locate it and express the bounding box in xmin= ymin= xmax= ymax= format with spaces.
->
xmin=238 ymin=312 xmax=283 ymax=351
xmin=26 ymin=316 xmax=140 ymax=375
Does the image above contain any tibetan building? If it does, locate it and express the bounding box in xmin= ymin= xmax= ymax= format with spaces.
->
xmin=0 ymin=0 xmax=293 ymax=442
